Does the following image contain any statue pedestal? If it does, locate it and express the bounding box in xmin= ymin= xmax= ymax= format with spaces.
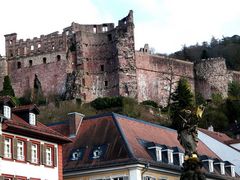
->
xmin=180 ymin=158 xmax=206 ymax=180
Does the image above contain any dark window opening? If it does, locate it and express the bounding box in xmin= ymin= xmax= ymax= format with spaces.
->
xmin=82 ymin=78 xmax=85 ymax=86
xmin=17 ymin=62 xmax=21 ymax=69
xmin=108 ymin=34 xmax=112 ymax=41
xmin=100 ymin=65 xmax=104 ymax=71
xmin=29 ymin=60 xmax=33 ymax=67
xmin=105 ymin=81 xmax=108 ymax=87
xmin=57 ymin=55 xmax=61 ymax=61
xmin=43 ymin=57 xmax=47 ymax=64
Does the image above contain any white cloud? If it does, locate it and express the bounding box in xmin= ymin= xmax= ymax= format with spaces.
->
xmin=0 ymin=0 xmax=240 ymax=55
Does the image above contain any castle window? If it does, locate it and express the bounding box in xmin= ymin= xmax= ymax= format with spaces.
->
xmin=38 ymin=44 xmax=41 ymax=48
xmin=17 ymin=62 xmax=21 ymax=69
xmin=82 ymin=78 xmax=85 ymax=86
xmin=108 ymin=34 xmax=112 ymax=41
xmin=9 ymin=40 xmax=12 ymax=45
xmin=100 ymin=65 xmax=104 ymax=71
xmin=43 ymin=57 xmax=47 ymax=64
xmin=93 ymin=25 xmax=97 ymax=33
xmin=102 ymin=25 xmax=108 ymax=32
xmin=31 ymin=45 xmax=34 ymax=51
xmin=105 ymin=81 xmax=108 ymax=87
xmin=57 ymin=55 xmax=61 ymax=61
xmin=52 ymin=45 xmax=55 ymax=50
xmin=24 ymin=47 xmax=27 ymax=55
xmin=29 ymin=60 xmax=33 ymax=67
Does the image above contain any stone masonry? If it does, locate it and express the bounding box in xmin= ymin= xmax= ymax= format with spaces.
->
xmin=1 ymin=10 xmax=239 ymax=106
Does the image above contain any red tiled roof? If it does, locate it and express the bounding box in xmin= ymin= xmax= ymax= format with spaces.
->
xmin=3 ymin=113 xmax=71 ymax=144
xmin=199 ymin=128 xmax=233 ymax=143
xmin=114 ymin=114 xmax=219 ymax=159
xmin=63 ymin=115 xmax=130 ymax=170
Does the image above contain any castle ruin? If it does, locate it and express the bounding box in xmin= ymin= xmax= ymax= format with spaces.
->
xmin=1 ymin=10 xmax=240 ymax=106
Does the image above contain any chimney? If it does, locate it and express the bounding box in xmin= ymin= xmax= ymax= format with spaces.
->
xmin=68 ymin=112 xmax=84 ymax=138
xmin=208 ymin=125 xmax=214 ymax=132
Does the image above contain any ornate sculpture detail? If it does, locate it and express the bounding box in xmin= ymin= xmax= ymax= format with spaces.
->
xmin=176 ymin=105 xmax=206 ymax=180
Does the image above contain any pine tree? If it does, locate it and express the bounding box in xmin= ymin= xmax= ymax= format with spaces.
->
xmin=170 ymin=78 xmax=194 ymax=129
xmin=2 ymin=75 xmax=15 ymax=97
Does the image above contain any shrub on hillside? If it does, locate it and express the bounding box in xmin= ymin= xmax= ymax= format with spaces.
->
xmin=140 ymin=100 xmax=158 ymax=108
xmin=90 ymin=96 xmax=123 ymax=110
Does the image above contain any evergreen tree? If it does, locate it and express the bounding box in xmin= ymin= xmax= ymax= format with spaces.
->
xmin=1 ymin=75 xmax=15 ymax=97
xmin=170 ymin=78 xmax=194 ymax=129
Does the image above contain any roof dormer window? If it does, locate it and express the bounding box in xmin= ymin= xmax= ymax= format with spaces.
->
xmin=220 ymin=162 xmax=225 ymax=175
xmin=4 ymin=105 xmax=11 ymax=119
xmin=167 ymin=150 xmax=173 ymax=164
xmin=209 ymin=160 xmax=214 ymax=172
xmin=156 ymin=147 xmax=162 ymax=161
xmin=29 ymin=112 xmax=36 ymax=125
xmin=231 ymin=166 xmax=235 ymax=177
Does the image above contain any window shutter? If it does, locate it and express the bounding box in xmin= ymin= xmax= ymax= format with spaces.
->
xmin=53 ymin=147 xmax=58 ymax=167
xmin=13 ymin=138 xmax=18 ymax=159
xmin=27 ymin=141 xmax=32 ymax=162
xmin=0 ymin=135 xmax=5 ymax=157
xmin=40 ymin=144 xmax=46 ymax=165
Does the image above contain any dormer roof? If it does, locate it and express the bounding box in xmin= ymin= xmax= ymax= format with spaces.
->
xmin=0 ymin=96 xmax=15 ymax=107
xmin=13 ymin=104 xmax=40 ymax=114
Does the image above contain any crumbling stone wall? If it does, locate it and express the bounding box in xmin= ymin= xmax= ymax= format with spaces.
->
xmin=136 ymin=51 xmax=194 ymax=106
xmin=194 ymin=58 xmax=231 ymax=99
xmin=0 ymin=57 xmax=8 ymax=91
xmin=2 ymin=11 xmax=240 ymax=107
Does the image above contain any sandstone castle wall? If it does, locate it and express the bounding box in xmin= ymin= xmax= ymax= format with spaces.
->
xmin=0 ymin=11 xmax=238 ymax=106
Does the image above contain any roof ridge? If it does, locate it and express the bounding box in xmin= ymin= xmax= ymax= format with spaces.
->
xmin=112 ymin=112 xmax=176 ymax=132
xmin=112 ymin=113 xmax=137 ymax=160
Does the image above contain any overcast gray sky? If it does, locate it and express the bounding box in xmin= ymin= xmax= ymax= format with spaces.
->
xmin=0 ymin=0 xmax=240 ymax=55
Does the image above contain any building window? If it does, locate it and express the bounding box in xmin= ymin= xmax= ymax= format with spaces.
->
xmin=56 ymin=55 xmax=61 ymax=61
xmin=29 ymin=113 xmax=36 ymax=126
xmin=17 ymin=62 xmax=21 ymax=69
xmin=220 ymin=162 xmax=225 ymax=175
xmin=30 ymin=45 xmax=34 ymax=51
xmin=156 ymin=148 xmax=162 ymax=161
xmin=93 ymin=26 xmax=97 ymax=33
xmin=102 ymin=25 xmax=108 ymax=32
xmin=100 ymin=65 xmax=104 ymax=71
xmin=167 ymin=150 xmax=173 ymax=164
xmin=108 ymin=34 xmax=112 ymax=41
xmin=3 ymin=105 xmax=11 ymax=119
xmin=31 ymin=144 xmax=38 ymax=164
xmin=17 ymin=140 xmax=25 ymax=161
xmin=231 ymin=166 xmax=235 ymax=177
xmin=82 ymin=78 xmax=85 ymax=86
xmin=4 ymin=138 xmax=12 ymax=159
xmin=105 ymin=81 xmax=108 ymax=87
xmin=52 ymin=45 xmax=55 ymax=50
xmin=46 ymin=147 xmax=53 ymax=166
xmin=29 ymin=60 xmax=33 ymax=67
xmin=179 ymin=153 xmax=184 ymax=166
xmin=209 ymin=160 xmax=214 ymax=172
xmin=37 ymin=44 xmax=41 ymax=48
xmin=43 ymin=57 xmax=47 ymax=64
xmin=143 ymin=176 xmax=156 ymax=180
